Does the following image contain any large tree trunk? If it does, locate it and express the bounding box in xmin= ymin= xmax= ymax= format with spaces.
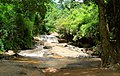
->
xmin=111 ymin=0 xmax=120 ymax=63
xmin=106 ymin=0 xmax=120 ymax=64
xmin=98 ymin=0 xmax=111 ymax=67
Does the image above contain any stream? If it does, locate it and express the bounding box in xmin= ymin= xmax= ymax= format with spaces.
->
xmin=14 ymin=43 xmax=120 ymax=76
xmin=1 ymin=41 xmax=120 ymax=76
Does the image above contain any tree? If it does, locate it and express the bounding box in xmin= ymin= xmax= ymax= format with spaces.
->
xmin=113 ymin=0 xmax=120 ymax=63
xmin=0 ymin=0 xmax=48 ymax=51
xmin=97 ymin=0 xmax=120 ymax=67
xmin=45 ymin=1 xmax=98 ymax=43
xmin=97 ymin=0 xmax=111 ymax=67
xmin=0 ymin=3 xmax=16 ymax=51
xmin=106 ymin=0 xmax=120 ymax=64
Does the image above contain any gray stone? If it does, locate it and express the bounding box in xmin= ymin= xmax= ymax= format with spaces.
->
xmin=0 ymin=60 xmax=45 ymax=76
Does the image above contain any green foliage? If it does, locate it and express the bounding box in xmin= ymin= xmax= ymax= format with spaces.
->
xmin=14 ymin=14 xmax=34 ymax=49
xmin=74 ymin=3 xmax=98 ymax=39
xmin=0 ymin=0 xmax=47 ymax=51
xmin=45 ymin=2 xmax=62 ymax=33
xmin=45 ymin=2 xmax=98 ymax=42
xmin=0 ymin=3 xmax=16 ymax=51
xmin=0 ymin=0 xmax=98 ymax=52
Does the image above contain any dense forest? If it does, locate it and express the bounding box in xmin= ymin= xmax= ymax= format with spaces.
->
xmin=0 ymin=0 xmax=120 ymax=67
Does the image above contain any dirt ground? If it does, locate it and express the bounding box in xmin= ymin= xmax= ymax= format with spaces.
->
xmin=45 ymin=68 xmax=120 ymax=76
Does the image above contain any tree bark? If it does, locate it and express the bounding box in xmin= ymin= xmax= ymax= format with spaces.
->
xmin=112 ymin=0 xmax=120 ymax=63
xmin=98 ymin=0 xmax=111 ymax=67
xmin=106 ymin=0 xmax=120 ymax=63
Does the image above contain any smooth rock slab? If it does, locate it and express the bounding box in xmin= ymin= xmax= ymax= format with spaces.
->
xmin=0 ymin=60 xmax=45 ymax=76
xmin=51 ymin=46 xmax=89 ymax=58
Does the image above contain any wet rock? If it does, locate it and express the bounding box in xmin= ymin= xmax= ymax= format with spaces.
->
xmin=5 ymin=50 xmax=15 ymax=55
xmin=43 ymin=46 xmax=52 ymax=49
xmin=58 ymin=39 xmax=67 ymax=43
xmin=57 ymin=43 xmax=67 ymax=47
xmin=42 ymin=67 xmax=58 ymax=73
xmin=0 ymin=54 xmax=4 ymax=59
xmin=40 ymin=35 xmax=59 ymax=43
xmin=109 ymin=63 xmax=120 ymax=71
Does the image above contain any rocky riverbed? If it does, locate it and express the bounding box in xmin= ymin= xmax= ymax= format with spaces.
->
xmin=0 ymin=43 xmax=120 ymax=76
xmin=18 ymin=43 xmax=94 ymax=58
